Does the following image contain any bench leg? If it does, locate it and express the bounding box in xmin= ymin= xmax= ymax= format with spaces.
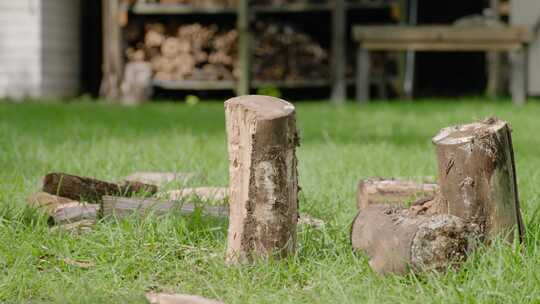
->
xmin=356 ymin=47 xmax=370 ymax=103
xmin=510 ymin=48 xmax=527 ymax=106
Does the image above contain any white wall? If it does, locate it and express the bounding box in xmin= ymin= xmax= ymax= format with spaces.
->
xmin=0 ymin=0 xmax=80 ymax=100
xmin=0 ymin=0 xmax=42 ymax=99
xmin=511 ymin=0 xmax=540 ymax=96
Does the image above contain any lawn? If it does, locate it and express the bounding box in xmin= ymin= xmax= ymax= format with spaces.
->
xmin=1 ymin=98 xmax=540 ymax=303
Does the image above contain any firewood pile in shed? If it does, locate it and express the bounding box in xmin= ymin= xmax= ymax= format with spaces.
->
xmin=125 ymin=20 xmax=330 ymax=84
xmin=143 ymin=0 xmax=237 ymax=7
xmin=140 ymin=0 xmax=331 ymax=7
xmin=127 ymin=23 xmax=238 ymax=82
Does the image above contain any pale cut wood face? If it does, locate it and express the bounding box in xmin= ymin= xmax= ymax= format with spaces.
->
xmin=225 ymin=95 xmax=295 ymax=120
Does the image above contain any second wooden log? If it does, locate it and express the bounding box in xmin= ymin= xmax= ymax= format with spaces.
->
xmin=432 ymin=118 xmax=524 ymax=242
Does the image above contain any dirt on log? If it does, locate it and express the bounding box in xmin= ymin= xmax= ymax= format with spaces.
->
xmin=42 ymin=173 xmax=157 ymax=203
xmin=357 ymin=178 xmax=439 ymax=209
xmin=351 ymin=204 xmax=480 ymax=275
xmin=432 ymin=118 xmax=524 ymax=243
xmin=225 ymin=95 xmax=299 ymax=263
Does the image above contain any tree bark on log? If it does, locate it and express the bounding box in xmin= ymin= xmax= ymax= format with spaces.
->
xmin=42 ymin=173 xmax=157 ymax=203
xmin=357 ymin=178 xmax=438 ymax=209
xmin=224 ymin=95 xmax=299 ymax=263
xmin=432 ymin=118 xmax=524 ymax=243
xmin=351 ymin=204 xmax=479 ymax=275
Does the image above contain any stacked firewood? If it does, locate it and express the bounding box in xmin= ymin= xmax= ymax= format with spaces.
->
xmin=144 ymin=0 xmax=236 ymax=7
xmin=142 ymin=0 xmax=327 ymax=6
xmin=127 ymin=23 xmax=238 ymax=82
xmin=126 ymin=20 xmax=329 ymax=83
xmin=253 ymin=21 xmax=329 ymax=82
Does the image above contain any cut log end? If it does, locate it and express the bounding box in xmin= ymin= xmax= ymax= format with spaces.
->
xmin=411 ymin=214 xmax=480 ymax=272
xmin=225 ymin=95 xmax=296 ymax=120
xmin=432 ymin=117 xmax=506 ymax=146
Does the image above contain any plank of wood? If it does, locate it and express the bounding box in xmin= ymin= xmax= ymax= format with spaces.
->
xmin=132 ymin=2 xmax=236 ymax=15
xmin=353 ymin=25 xmax=532 ymax=43
xmin=121 ymin=171 xmax=194 ymax=187
xmin=102 ymin=196 xmax=229 ymax=218
xmin=102 ymin=196 xmax=323 ymax=230
xmin=165 ymin=187 xmax=228 ymax=202
xmin=362 ymin=42 xmax=523 ymax=52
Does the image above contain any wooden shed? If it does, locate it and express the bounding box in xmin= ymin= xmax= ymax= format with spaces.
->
xmin=0 ymin=0 xmax=80 ymax=99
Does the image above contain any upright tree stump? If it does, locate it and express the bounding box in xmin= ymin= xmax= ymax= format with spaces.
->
xmin=225 ymin=95 xmax=299 ymax=263
xmin=432 ymin=118 xmax=524 ymax=243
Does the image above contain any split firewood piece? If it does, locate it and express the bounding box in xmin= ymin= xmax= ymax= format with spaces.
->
xmin=356 ymin=178 xmax=439 ymax=209
xmin=102 ymin=196 xmax=229 ymax=219
xmin=26 ymin=192 xmax=99 ymax=225
xmin=122 ymin=171 xmax=194 ymax=187
xmin=432 ymin=118 xmax=525 ymax=243
xmin=351 ymin=204 xmax=480 ymax=275
xmin=146 ymin=292 xmax=223 ymax=304
xmin=225 ymin=95 xmax=300 ymax=263
xmin=52 ymin=203 xmax=99 ymax=225
xmin=27 ymin=192 xmax=76 ymax=213
xmin=42 ymin=172 xmax=157 ymax=203
xmin=165 ymin=187 xmax=228 ymax=202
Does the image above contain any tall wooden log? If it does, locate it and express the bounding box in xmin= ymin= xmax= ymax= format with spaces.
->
xmin=225 ymin=95 xmax=299 ymax=263
xmin=42 ymin=173 xmax=157 ymax=203
xmin=432 ymin=118 xmax=524 ymax=243
xmin=357 ymin=178 xmax=438 ymax=209
xmin=351 ymin=204 xmax=479 ymax=275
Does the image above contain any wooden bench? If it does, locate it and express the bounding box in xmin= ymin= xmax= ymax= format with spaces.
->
xmin=352 ymin=25 xmax=532 ymax=105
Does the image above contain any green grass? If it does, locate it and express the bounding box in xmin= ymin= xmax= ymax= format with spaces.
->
xmin=1 ymin=98 xmax=540 ymax=303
